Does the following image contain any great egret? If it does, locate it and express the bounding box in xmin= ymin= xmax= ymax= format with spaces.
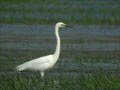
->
xmin=15 ymin=22 xmax=71 ymax=78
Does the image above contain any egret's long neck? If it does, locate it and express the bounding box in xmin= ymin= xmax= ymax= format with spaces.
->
xmin=53 ymin=26 xmax=60 ymax=61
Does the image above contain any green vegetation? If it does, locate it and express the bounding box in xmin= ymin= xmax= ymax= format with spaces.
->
xmin=0 ymin=0 xmax=120 ymax=25
xmin=74 ymin=56 xmax=120 ymax=64
xmin=0 ymin=71 xmax=120 ymax=90
xmin=0 ymin=55 xmax=120 ymax=90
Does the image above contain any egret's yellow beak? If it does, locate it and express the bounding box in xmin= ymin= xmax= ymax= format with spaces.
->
xmin=62 ymin=24 xmax=72 ymax=28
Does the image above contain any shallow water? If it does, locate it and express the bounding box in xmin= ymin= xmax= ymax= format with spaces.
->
xmin=0 ymin=24 xmax=120 ymax=75
xmin=1 ymin=24 xmax=120 ymax=51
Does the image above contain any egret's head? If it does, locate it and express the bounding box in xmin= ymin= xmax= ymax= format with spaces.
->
xmin=56 ymin=22 xmax=71 ymax=28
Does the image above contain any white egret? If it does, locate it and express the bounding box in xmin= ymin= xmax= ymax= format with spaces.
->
xmin=15 ymin=22 xmax=71 ymax=78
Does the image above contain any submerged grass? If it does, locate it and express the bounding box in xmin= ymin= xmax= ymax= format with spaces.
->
xmin=0 ymin=55 xmax=120 ymax=89
xmin=0 ymin=54 xmax=120 ymax=89
xmin=74 ymin=55 xmax=120 ymax=64
xmin=0 ymin=72 xmax=120 ymax=90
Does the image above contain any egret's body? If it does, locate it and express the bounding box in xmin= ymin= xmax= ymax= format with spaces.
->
xmin=15 ymin=22 xmax=70 ymax=78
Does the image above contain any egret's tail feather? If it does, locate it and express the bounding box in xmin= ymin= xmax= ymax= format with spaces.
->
xmin=15 ymin=64 xmax=25 ymax=71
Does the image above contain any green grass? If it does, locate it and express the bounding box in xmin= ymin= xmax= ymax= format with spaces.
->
xmin=0 ymin=72 xmax=120 ymax=90
xmin=0 ymin=0 xmax=59 ymax=4
xmin=0 ymin=16 xmax=119 ymax=25
xmin=74 ymin=56 xmax=120 ymax=64
xmin=0 ymin=53 xmax=120 ymax=90
xmin=0 ymin=0 xmax=120 ymax=25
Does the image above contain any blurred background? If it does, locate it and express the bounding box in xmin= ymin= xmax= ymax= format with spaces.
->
xmin=0 ymin=0 xmax=120 ymax=24
xmin=0 ymin=0 xmax=120 ymax=89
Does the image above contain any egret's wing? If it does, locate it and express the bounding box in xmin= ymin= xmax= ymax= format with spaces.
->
xmin=15 ymin=55 xmax=53 ymax=71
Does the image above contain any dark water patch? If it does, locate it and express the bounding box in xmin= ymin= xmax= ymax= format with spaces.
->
xmin=1 ymin=24 xmax=120 ymax=35
xmin=1 ymin=24 xmax=120 ymax=53
xmin=1 ymin=42 xmax=120 ymax=51
xmin=0 ymin=62 xmax=120 ymax=74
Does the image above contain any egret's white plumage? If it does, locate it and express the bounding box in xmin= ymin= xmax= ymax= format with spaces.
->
xmin=15 ymin=22 xmax=70 ymax=78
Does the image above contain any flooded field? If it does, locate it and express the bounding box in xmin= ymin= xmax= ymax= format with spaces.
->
xmin=0 ymin=24 xmax=120 ymax=89
xmin=0 ymin=24 xmax=120 ymax=72
xmin=1 ymin=24 xmax=120 ymax=57
xmin=0 ymin=0 xmax=120 ymax=89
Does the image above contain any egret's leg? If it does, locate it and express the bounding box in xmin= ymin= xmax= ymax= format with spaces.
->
xmin=41 ymin=72 xmax=44 ymax=78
